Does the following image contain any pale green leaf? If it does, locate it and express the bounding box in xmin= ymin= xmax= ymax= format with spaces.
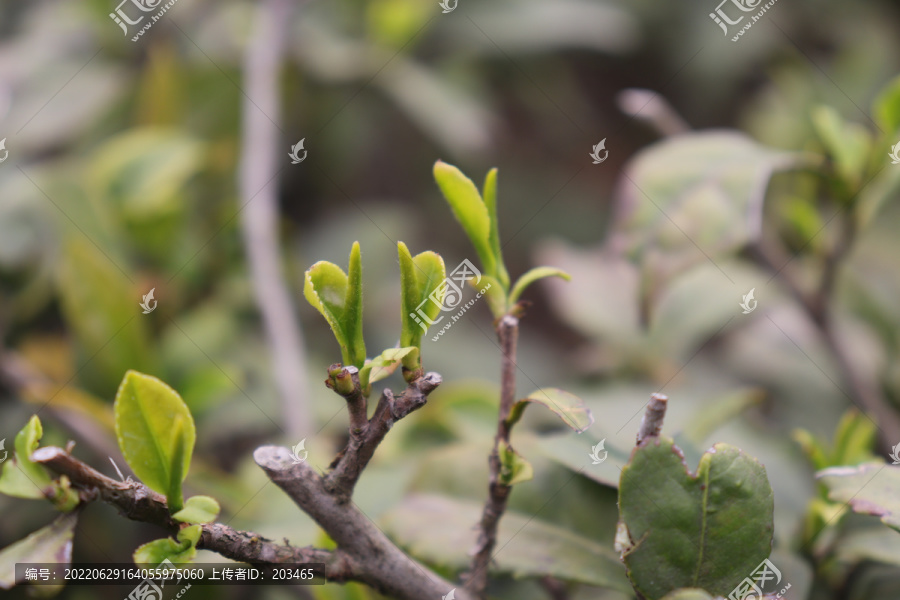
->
xmin=482 ymin=168 xmax=509 ymax=289
xmin=818 ymin=463 xmax=900 ymax=533
xmin=56 ymin=238 xmax=156 ymax=393
xmin=380 ymin=494 xmax=631 ymax=590
xmin=0 ymin=416 xmax=52 ymax=499
xmin=433 ymin=161 xmax=496 ymax=277
xmin=811 ymin=106 xmax=872 ymax=189
xmin=509 ymin=267 xmax=571 ymax=306
xmin=89 ymin=128 xmax=204 ymax=218
xmin=360 ymin=347 xmax=419 ymax=392
xmin=133 ymin=525 xmax=201 ymax=566
xmin=617 ymin=132 xmax=798 ymax=273
xmin=0 ymin=512 xmax=77 ymax=591
xmin=507 ymin=388 xmax=594 ymax=433
xmin=873 ymin=75 xmax=900 ymax=134
xmin=303 ymin=242 xmax=366 ymax=368
xmin=114 ymin=371 xmax=195 ymax=510
xmin=399 ymin=242 xmax=446 ymax=351
xmin=172 ymin=495 xmax=220 ymax=524
xmin=498 ymin=440 xmax=534 ymax=486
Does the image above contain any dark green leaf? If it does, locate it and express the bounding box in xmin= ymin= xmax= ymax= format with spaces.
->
xmin=619 ymin=437 xmax=774 ymax=600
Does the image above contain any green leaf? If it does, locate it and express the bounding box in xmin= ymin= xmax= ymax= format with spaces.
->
xmin=811 ymin=106 xmax=872 ymax=190
xmin=360 ymin=347 xmax=419 ymax=392
xmin=618 ymin=437 xmax=774 ymax=600
xmin=133 ymin=524 xmax=201 ymax=566
xmin=792 ymin=428 xmax=830 ymax=472
xmin=832 ymin=409 xmax=877 ymax=466
xmin=380 ymin=494 xmax=631 ymax=590
xmin=0 ymin=512 xmax=78 ymax=591
xmin=509 ymin=267 xmax=571 ymax=306
xmin=817 ymin=463 xmax=900 ymax=533
xmin=658 ymin=590 xmax=717 ymax=600
xmin=433 ymin=161 xmax=496 ymax=277
xmin=873 ymin=75 xmax=900 ymax=134
xmin=482 ymin=168 xmax=509 ymax=289
xmin=507 ymin=388 xmax=594 ymax=433
xmin=114 ymin=370 xmax=195 ymax=512
xmin=498 ymin=440 xmax=534 ymax=486
xmin=303 ymin=242 xmax=366 ymax=368
xmin=56 ymin=238 xmax=157 ymax=395
xmin=172 ymin=495 xmax=220 ymax=524
xmin=398 ymin=242 xmax=447 ymax=352
xmin=678 ymin=388 xmax=764 ymax=447
xmin=89 ymin=128 xmax=204 ymax=219
xmin=618 ymin=132 xmax=798 ymax=272
xmin=0 ymin=416 xmax=52 ymax=499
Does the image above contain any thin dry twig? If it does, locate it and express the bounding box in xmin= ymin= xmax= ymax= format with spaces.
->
xmin=238 ymin=0 xmax=312 ymax=437
xmin=637 ymin=393 xmax=668 ymax=444
xmin=325 ymin=371 xmax=442 ymax=501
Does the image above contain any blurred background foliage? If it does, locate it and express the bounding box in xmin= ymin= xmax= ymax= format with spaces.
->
xmin=1 ymin=0 xmax=900 ymax=598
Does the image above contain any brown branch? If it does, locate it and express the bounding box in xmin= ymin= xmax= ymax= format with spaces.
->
xmin=749 ymin=235 xmax=900 ymax=445
xmin=30 ymin=446 xmax=351 ymax=577
xmin=325 ymin=372 xmax=441 ymax=501
xmin=238 ymin=0 xmax=312 ymax=438
xmin=466 ymin=314 xmax=519 ymax=595
xmin=637 ymin=393 xmax=668 ymax=444
xmin=255 ymin=446 xmax=469 ymax=600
